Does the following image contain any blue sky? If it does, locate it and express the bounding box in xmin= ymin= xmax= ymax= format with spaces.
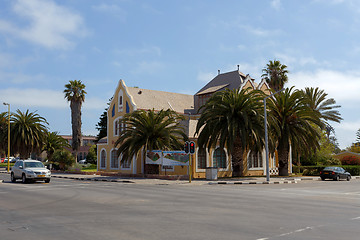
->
xmin=1 ymin=0 xmax=360 ymax=149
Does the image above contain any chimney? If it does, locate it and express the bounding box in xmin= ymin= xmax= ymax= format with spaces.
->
xmin=218 ymin=69 xmax=220 ymax=75
xmin=237 ymin=65 xmax=240 ymax=71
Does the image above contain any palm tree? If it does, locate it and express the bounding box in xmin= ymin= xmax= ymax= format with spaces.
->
xmin=195 ymin=88 xmax=264 ymax=177
xmin=64 ymin=80 xmax=87 ymax=162
xmin=262 ymin=60 xmax=289 ymax=91
xmin=267 ymin=87 xmax=322 ymax=176
xmin=301 ymin=87 xmax=342 ymax=125
xmin=42 ymin=131 xmax=70 ymax=161
xmin=115 ymin=109 xmax=187 ymax=174
xmin=10 ymin=109 xmax=48 ymax=158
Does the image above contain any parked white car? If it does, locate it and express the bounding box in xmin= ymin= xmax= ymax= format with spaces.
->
xmin=11 ymin=160 xmax=51 ymax=183
xmin=79 ymin=159 xmax=87 ymax=164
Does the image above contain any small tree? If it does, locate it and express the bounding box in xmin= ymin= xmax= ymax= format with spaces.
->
xmin=52 ymin=149 xmax=75 ymax=170
xmin=86 ymin=144 xmax=97 ymax=164
xmin=42 ymin=131 xmax=70 ymax=161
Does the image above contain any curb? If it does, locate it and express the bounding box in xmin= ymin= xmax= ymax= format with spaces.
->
xmin=209 ymin=180 xmax=299 ymax=185
xmin=52 ymin=175 xmax=135 ymax=183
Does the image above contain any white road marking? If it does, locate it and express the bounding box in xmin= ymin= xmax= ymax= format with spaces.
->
xmin=351 ymin=216 xmax=360 ymax=220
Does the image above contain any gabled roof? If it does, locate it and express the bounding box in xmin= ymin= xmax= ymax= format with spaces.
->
xmin=195 ymin=70 xmax=248 ymax=95
xmin=126 ymin=87 xmax=194 ymax=114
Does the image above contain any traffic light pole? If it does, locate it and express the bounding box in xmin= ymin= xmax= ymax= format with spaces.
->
xmin=189 ymin=153 xmax=192 ymax=183
xmin=184 ymin=141 xmax=195 ymax=183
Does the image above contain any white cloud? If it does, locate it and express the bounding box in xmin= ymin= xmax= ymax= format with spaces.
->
xmin=0 ymin=71 xmax=46 ymax=84
xmin=0 ymin=88 xmax=104 ymax=110
xmin=238 ymin=24 xmax=281 ymax=37
xmin=290 ymin=69 xmax=360 ymax=102
xmin=0 ymin=0 xmax=88 ymax=49
xmin=274 ymin=53 xmax=319 ymax=67
xmin=92 ymin=3 xmax=127 ymax=21
xmin=271 ymin=0 xmax=282 ymax=10
xmin=290 ymin=69 xmax=360 ymax=149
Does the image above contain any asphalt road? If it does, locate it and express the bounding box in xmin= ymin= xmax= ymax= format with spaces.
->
xmin=0 ymin=173 xmax=359 ymax=240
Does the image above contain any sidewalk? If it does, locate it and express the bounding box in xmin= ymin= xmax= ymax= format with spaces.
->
xmin=1 ymin=168 xmax=359 ymax=185
xmin=44 ymin=173 xmax=319 ymax=185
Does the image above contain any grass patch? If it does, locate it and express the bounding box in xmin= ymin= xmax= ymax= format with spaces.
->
xmin=0 ymin=163 xmax=14 ymax=168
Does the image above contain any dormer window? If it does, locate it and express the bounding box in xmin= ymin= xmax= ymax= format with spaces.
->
xmin=118 ymin=90 xmax=124 ymax=112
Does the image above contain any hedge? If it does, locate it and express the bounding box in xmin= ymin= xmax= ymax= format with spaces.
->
xmin=293 ymin=165 xmax=360 ymax=176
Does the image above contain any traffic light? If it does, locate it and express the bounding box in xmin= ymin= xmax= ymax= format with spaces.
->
xmin=189 ymin=141 xmax=195 ymax=154
xmin=184 ymin=141 xmax=189 ymax=154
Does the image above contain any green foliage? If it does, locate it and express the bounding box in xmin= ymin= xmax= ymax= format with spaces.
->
xmin=343 ymin=166 xmax=360 ymax=176
xmin=346 ymin=145 xmax=360 ymax=153
xmin=52 ymin=149 xmax=75 ymax=170
xmin=268 ymin=87 xmax=322 ymax=175
xmin=196 ymin=88 xmax=264 ymax=177
xmin=68 ymin=163 xmax=83 ymax=172
xmin=10 ymin=109 xmax=49 ymax=158
xmin=96 ymin=98 xmax=112 ymax=142
xmin=96 ymin=111 xmax=107 ymax=141
xmin=261 ymin=60 xmax=289 ymax=91
xmin=0 ymin=112 xmax=9 ymax=156
xmin=301 ymin=87 xmax=342 ymax=124
xmin=86 ymin=144 xmax=97 ymax=164
xmin=293 ymin=165 xmax=360 ymax=176
xmin=42 ymin=131 xmax=70 ymax=161
xmin=356 ymin=128 xmax=360 ymax=143
xmin=115 ymin=109 xmax=187 ymax=170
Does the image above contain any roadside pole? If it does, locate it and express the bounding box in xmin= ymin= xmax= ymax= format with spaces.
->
xmin=189 ymin=153 xmax=192 ymax=183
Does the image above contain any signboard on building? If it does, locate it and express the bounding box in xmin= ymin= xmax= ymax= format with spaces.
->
xmin=146 ymin=150 xmax=189 ymax=166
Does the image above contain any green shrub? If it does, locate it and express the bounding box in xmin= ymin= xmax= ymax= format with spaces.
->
xmin=323 ymin=158 xmax=341 ymax=166
xmin=343 ymin=166 xmax=360 ymax=176
xmin=68 ymin=163 xmax=83 ymax=172
xmin=52 ymin=149 xmax=75 ymax=170
xmin=293 ymin=165 xmax=360 ymax=176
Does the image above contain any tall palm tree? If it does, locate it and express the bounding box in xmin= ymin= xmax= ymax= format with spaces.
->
xmin=262 ymin=60 xmax=289 ymax=91
xmin=195 ymin=88 xmax=264 ymax=177
xmin=115 ymin=109 xmax=187 ymax=174
xmin=42 ymin=131 xmax=70 ymax=161
xmin=64 ymin=80 xmax=87 ymax=162
xmin=10 ymin=109 xmax=48 ymax=158
xmin=267 ymin=87 xmax=322 ymax=176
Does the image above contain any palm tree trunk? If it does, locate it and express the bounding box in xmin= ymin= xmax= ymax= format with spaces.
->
xmin=232 ymin=138 xmax=244 ymax=177
xmin=70 ymin=101 xmax=82 ymax=163
xmin=278 ymin=141 xmax=290 ymax=176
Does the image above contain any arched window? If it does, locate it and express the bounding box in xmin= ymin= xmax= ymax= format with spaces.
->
xmin=110 ymin=149 xmax=119 ymax=169
xmin=100 ymin=149 xmax=106 ymax=169
xmin=114 ymin=119 xmax=119 ymax=136
xmin=248 ymin=151 xmax=263 ymax=169
xmin=197 ymin=148 xmax=207 ymax=169
xmin=114 ymin=117 xmax=123 ymax=136
xmin=118 ymin=89 xmax=124 ymax=112
xmin=213 ymin=148 xmax=226 ymax=168
xmin=121 ymin=155 xmax=131 ymax=169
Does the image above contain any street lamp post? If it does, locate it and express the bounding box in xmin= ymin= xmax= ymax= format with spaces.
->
xmin=3 ymin=102 xmax=10 ymax=173
xmin=264 ymin=88 xmax=284 ymax=182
